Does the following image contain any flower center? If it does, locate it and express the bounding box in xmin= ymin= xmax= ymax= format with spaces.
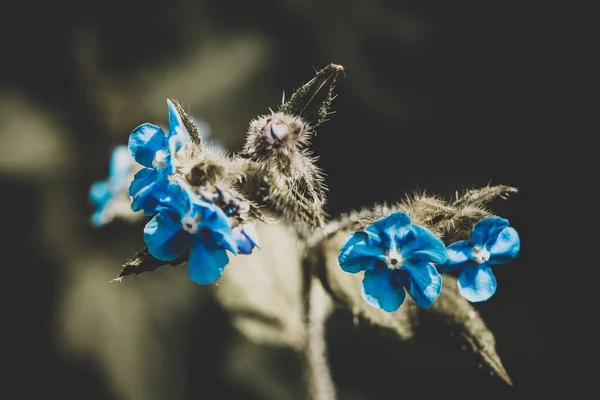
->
xmin=181 ymin=213 xmax=203 ymax=234
xmin=472 ymin=246 xmax=490 ymax=264
xmin=152 ymin=150 xmax=168 ymax=169
xmin=386 ymin=250 xmax=404 ymax=270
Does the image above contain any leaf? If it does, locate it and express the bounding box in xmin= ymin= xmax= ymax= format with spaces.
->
xmin=110 ymin=248 xmax=187 ymax=282
xmin=169 ymin=98 xmax=203 ymax=146
xmin=453 ymin=184 xmax=519 ymax=208
xmin=214 ymin=221 xmax=306 ymax=350
xmin=420 ymin=274 xmax=513 ymax=386
xmin=278 ymin=63 xmax=344 ymax=127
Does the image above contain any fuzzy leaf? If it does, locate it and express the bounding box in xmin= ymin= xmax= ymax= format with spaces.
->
xmin=169 ymin=98 xmax=203 ymax=146
xmin=453 ymin=184 xmax=518 ymax=208
xmin=111 ymin=247 xmax=187 ymax=282
xmin=279 ymin=63 xmax=344 ymax=127
xmin=214 ymin=221 xmax=306 ymax=350
xmin=420 ymin=274 xmax=513 ymax=385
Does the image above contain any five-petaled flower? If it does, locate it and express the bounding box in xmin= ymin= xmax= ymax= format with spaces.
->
xmin=128 ymin=99 xmax=191 ymax=215
xmin=338 ymin=212 xmax=447 ymax=312
xmin=436 ymin=217 xmax=520 ymax=302
xmin=143 ymin=179 xmax=238 ymax=284
xmin=89 ymin=145 xmax=140 ymax=227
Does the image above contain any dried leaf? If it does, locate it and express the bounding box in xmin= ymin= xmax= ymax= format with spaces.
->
xmin=111 ymin=248 xmax=187 ymax=282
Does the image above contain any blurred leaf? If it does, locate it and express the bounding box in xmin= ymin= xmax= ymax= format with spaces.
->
xmin=214 ymin=221 xmax=306 ymax=350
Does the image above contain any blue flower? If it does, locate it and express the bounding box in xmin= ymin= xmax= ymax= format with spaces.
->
xmin=89 ymin=145 xmax=138 ymax=227
xmin=128 ymin=99 xmax=191 ymax=215
xmin=143 ymin=179 xmax=239 ymax=284
xmin=436 ymin=217 xmax=520 ymax=302
xmin=232 ymin=222 xmax=260 ymax=254
xmin=338 ymin=212 xmax=447 ymax=312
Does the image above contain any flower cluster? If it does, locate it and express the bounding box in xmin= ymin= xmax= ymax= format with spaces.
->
xmin=94 ymin=100 xmax=259 ymax=284
xmin=338 ymin=212 xmax=520 ymax=311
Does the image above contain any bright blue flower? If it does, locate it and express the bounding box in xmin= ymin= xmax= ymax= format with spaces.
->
xmin=436 ymin=217 xmax=520 ymax=302
xmin=338 ymin=212 xmax=447 ymax=312
xmin=89 ymin=145 xmax=137 ymax=227
xmin=143 ymin=179 xmax=238 ymax=284
xmin=128 ymin=99 xmax=191 ymax=215
xmin=232 ymin=222 xmax=260 ymax=254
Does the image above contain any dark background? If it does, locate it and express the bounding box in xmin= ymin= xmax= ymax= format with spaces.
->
xmin=1 ymin=1 xmax=592 ymax=399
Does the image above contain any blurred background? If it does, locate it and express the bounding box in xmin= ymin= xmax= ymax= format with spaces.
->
xmin=0 ymin=1 xmax=592 ymax=399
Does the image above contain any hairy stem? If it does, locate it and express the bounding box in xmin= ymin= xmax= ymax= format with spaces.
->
xmin=304 ymin=277 xmax=336 ymax=400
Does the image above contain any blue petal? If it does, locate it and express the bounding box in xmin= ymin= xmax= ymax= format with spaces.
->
xmin=338 ymin=231 xmax=386 ymax=273
xmin=167 ymin=135 xmax=183 ymax=174
xmin=233 ymin=228 xmax=254 ymax=254
xmin=144 ymin=212 xmax=189 ymax=261
xmin=89 ymin=180 xmax=111 ymax=207
xmin=241 ymin=223 xmax=260 ymax=249
xmin=167 ymin=99 xmax=184 ymax=137
xmin=201 ymin=205 xmax=237 ymax=254
xmin=131 ymin=180 xmax=162 ymax=214
xmin=457 ymin=264 xmax=497 ymax=302
xmin=470 ymin=217 xmax=509 ymax=247
xmin=91 ymin=207 xmax=109 ymax=227
xmin=488 ymin=227 xmax=520 ymax=265
xmin=364 ymin=211 xmax=412 ymax=248
xmin=361 ymin=268 xmax=406 ymax=312
xmin=399 ymin=225 xmax=447 ymax=265
xmin=108 ymin=145 xmax=133 ymax=192
xmin=233 ymin=223 xmax=259 ymax=254
xmin=188 ymin=237 xmax=229 ymax=284
xmin=128 ymin=123 xmax=167 ymax=167
xmin=129 ymin=168 xmax=157 ymax=198
xmin=151 ymin=180 xmax=191 ymax=217
xmin=437 ymin=240 xmax=475 ymax=273
xmin=401 ymin=262 xmax=442 ymax=308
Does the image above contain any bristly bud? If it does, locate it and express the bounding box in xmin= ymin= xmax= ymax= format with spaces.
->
xmin=234 ymin=65 xmax=344 ymax=232
xmin=278 ymin=63 xmax=344 ymax=128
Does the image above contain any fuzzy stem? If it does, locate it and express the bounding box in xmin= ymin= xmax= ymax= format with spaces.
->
xmin=304 ymin=277 xmax=337 ymax=400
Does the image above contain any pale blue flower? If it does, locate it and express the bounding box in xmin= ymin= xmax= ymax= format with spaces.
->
xmin=338 ymin=212 xmax=447 ymax=312
xmin=89 ymin=145 xmax=137 ymax=227
xmin=437 ymin=217 xmax=521 ymax=302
